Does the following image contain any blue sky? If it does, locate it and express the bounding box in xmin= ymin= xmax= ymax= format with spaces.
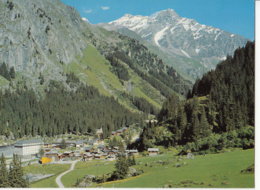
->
xmin=61 ymin=0 xmax=255 ymax=40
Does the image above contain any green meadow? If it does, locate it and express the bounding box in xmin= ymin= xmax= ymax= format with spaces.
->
xmin=61 ymin=160 xmax=116 ymax=187
xmin=97 ymin=149 xmax=254 ymax=188
xmin=23 ymin=164 xmax=71 ymax=188
xmin=23 ymin=149 xmax=254 ymax=188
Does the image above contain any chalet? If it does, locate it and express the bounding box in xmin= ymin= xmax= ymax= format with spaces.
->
xmin=66 ymin=141 xmax=77 ymax=147
xmin=58 ymin=153 xmax=64 ymax=160
xmin=85 ymin=147 xmax=94 ymax=152
xmin=107 ymin=154 xmax=116 ymax=161
xmin=44 ymin=148 xmax=51 ymax=152
xmin=129 ymin=149 xmax=138 ymax=156
xmin=44 ymin=143 xmax=52 ymax=148
xmin=148 ymin=148 xmax=159 ymax=156
xmin=103 ymin=149 xmax=112 ymax=154
xmin=63 ymin=151 xmax=74 ymax=157
xmin=98 ymin=145 xmax=107 ymax=151
xmin=91 ymin=150 xmax=98 ymax=155
xmin=111 ymin=131 xmax=117 ymax=136
xmin=75 ymin=140 xmax=84 ymax=148
xmin=74 ymin=153 xmax=83 ymax=160
xmin=116 ymin=129 xmax=123 ymax=135
xmin=90 ymin=139 xmax=104 ymax=146
xmin=83 ymin=153 xmax=93 ymax=161
xmin=52 ymin=144 xmax=61 ymax=149
xmin=45 ymin=151 xmax=59 ymax=161
xmin=94 ymin=154 xmax=105 ymax=160
xmin=111 ymin=149 xmax=119 ymax=155
xmin=14 ymin=139 xmax=44 ymax=158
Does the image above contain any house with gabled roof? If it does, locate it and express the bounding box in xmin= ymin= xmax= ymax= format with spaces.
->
xmin=85 ymin=147 xmax=94 ymax=152
xmin=45 ymin=151 xmax=59 ymax=161
xmin=148 ymin=148 xmax=159 ymax=156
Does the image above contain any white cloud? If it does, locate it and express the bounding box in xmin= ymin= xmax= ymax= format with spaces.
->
xmin=101 ymin=6 xmax=110 ymax=10
xmin=84 ymin=8 xmax=92 ymax=14
xmin=82 ymin=17 xmax=89 ymax=23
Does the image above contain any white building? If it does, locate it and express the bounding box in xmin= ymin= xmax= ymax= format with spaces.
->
xmin=148 ymin=148 xmax=159 ymax=156
xmin=14 ymin=139 xmax=43 ymax=158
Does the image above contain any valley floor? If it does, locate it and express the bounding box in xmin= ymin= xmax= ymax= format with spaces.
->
xmin=25 ymin=148 xmax=254 ymax=188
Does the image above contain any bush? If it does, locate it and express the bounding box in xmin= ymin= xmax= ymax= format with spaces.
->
xmin=142 ymin=151 xmax=148 ymax=156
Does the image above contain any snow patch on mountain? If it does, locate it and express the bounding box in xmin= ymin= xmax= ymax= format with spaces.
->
xmin=154 ymin=26 xmax=169 ymax=47
xmin=181 ymin=50 xmax=191 ymax=58
xmin=195 ymin=48 xmax=200 ymax=54
xmin=214 ymin=31 xmax=223 ymax=41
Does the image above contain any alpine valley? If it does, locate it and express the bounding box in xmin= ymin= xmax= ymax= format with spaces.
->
xmin=0 ymin=0 xmax=255 ymax=188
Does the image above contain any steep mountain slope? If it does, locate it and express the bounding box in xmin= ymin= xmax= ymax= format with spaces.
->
xmin=0 ymin=0 xmax=191 ymax=113
xmin=101 ymin=9 xmax=249 ymax=80
xmin=132 ymin=42 xmax=254 ymax=153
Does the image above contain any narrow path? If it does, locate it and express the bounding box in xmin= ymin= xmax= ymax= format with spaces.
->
xmin=56 ymin=160 xmax=78 ymax=188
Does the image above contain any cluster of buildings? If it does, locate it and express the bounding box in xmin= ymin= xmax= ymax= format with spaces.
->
xmin=13 ymin=125 xmax=160 ymax=162
xmin=43 ymin=145 xmax=139 ymax=163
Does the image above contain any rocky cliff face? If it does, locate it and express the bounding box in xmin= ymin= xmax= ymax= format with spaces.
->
xmin=1 ymin=0 xmax=193 ymax=110
xmin=102 ymin=9 xmax=250 ymax=79
xmin=0 ymin=0 xmax=89 ymax=88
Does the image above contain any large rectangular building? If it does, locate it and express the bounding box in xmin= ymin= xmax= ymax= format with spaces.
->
xmin=14 ymin=139 xmax=43 ymax=158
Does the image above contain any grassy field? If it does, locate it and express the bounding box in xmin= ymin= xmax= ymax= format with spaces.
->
xmin=23 ymin=163 xmax=71 ymax=188
xmin=61 ymin=160 xmax=116 ymax=187
xmin=25 ymin=149 xmax=254 ymax=188
xmin=97 ymin=149 xmax=254 ymax=188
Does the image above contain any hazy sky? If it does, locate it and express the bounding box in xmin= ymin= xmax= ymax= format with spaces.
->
xmin=61 ymin=0 xmax=255 ymax=40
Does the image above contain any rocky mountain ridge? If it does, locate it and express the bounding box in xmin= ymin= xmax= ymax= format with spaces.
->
xmin=101 ymin=9 xmax=250 ymax=79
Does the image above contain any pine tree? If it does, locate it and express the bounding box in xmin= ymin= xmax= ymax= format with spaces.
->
xmin=9 ymin=67 xmax=15 ymax=79
xmin=8 ymin=154 xmax=29 ymax=187
xmin=131 ymin=155 xmax=136 ymax=165
xmin=0 ymin=153 xmax=9 ymax=187
xmin=113 ymin=155 xmax=129 ymax=180
xmin=61 ymin=138 xmax=67 ymax=149
xmin=200 ymin=108 xmax=211 ymax=137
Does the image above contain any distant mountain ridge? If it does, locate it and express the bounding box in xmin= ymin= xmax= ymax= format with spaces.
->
xmin=101 ymin=9 xmax=250 ymax=80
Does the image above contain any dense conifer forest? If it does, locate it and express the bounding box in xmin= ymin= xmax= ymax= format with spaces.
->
xmin=131 ymin=41 xmax=254 ymax=153
xmin=0 ymin=79 xmax=150 ymax=139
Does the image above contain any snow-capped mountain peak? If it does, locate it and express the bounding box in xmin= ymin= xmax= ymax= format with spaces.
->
xmin=103 ymin=9 xmax=249 ymax=79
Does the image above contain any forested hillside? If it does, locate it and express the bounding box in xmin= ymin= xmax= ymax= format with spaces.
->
xmin=131 ymin=41 xmax=254 ymax=153
xmin=0 ymin=80 xmax=145 ymax=139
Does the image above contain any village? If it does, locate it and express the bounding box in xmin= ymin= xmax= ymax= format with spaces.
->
xmin=6 ymin=125 xmax=159 ymax=165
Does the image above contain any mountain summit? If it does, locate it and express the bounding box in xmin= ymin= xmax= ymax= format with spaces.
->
xmin=104 ymin=9 xmax=249 ymax=79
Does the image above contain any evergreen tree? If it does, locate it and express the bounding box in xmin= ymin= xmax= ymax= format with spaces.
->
xmin=200 ymin=108 xmax=211 ymax=137
xmin=61 ymin=138 xmax=67 ymax=149
xmin=0 ymin=153 xmax=9 ymax=187
xmin=111 ymin=155 xmax=129 ymax=180
xmin=8 ymin=154 xmax=29 ymax=187
xmin=9 ymin=66 xmax=15 ymax=79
